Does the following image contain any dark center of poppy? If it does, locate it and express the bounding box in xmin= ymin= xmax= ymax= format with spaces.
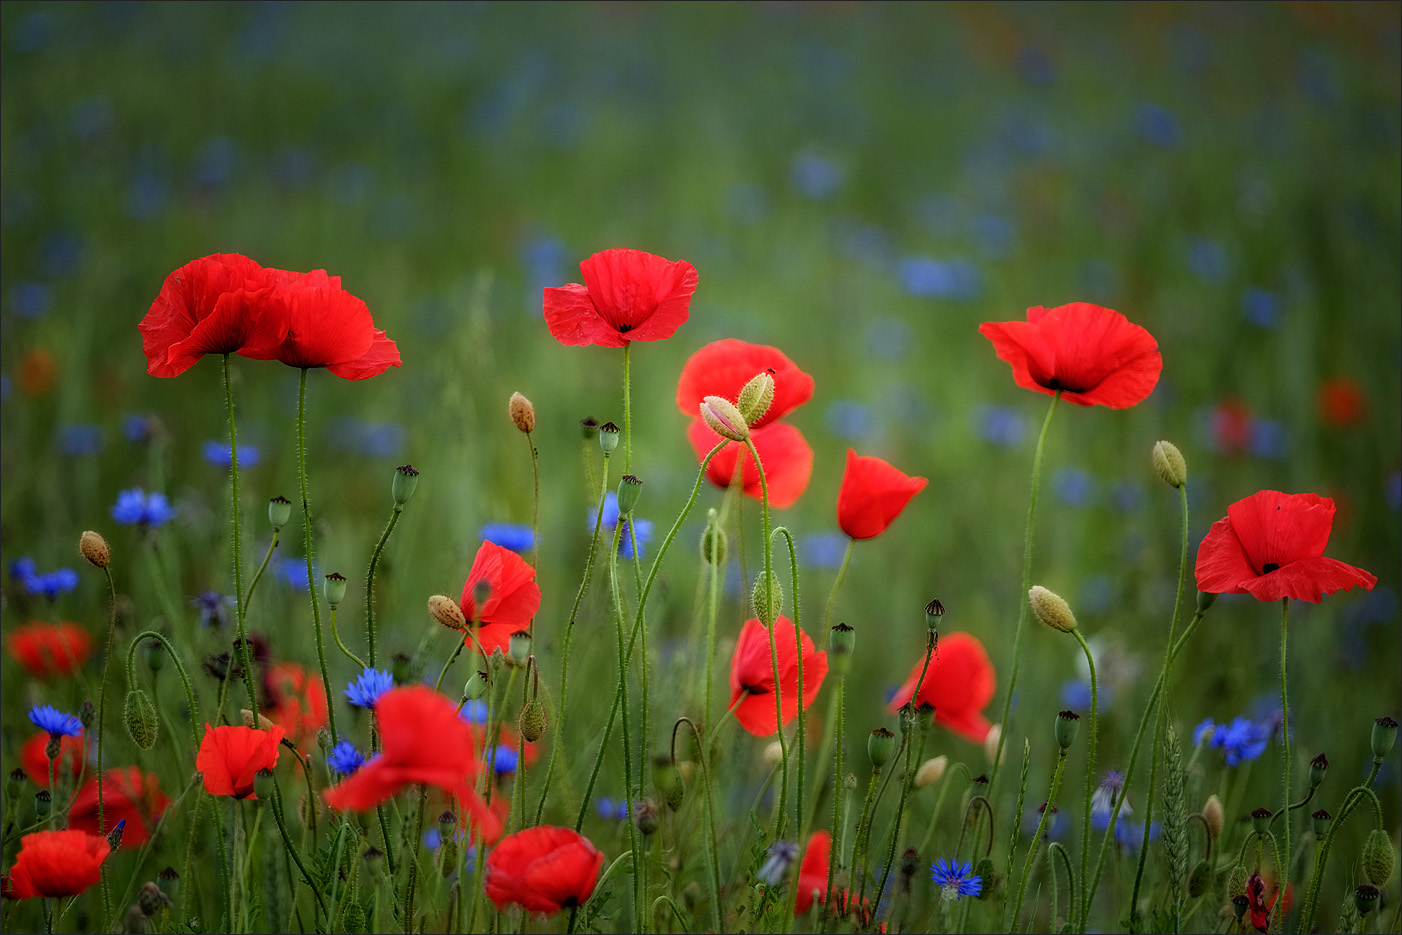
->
xmin=742 ymin=682 xmax=770 ymax=696
xmin=1262 ymin=562 xmax=1280 ymax=574
xmin=1047 ymin=377 xmax=1061 ymax=389
xmin=617 ymin=323 xmax=633 ymax=333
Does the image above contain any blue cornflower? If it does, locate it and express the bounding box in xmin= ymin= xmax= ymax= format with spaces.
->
xmin=826 ymin=400 xmax=872 ymax=440
xmin=1115 ymin=817 xmax=1161 ymax=850
xmin=1060 ymin=679 xmax=1112 ymax=713
xmin=972 ymin=403 xmax=1025 ymax=447
xmin=930 ymin=858 xmax=982 ymax=901
xmin=490 ymin=746 xmax=519 ymax=774
xmin=25 ymin=567 xmax=79 ymax=600
xmin=1213 ymin=716 xmax=1271 ymax=767
xmin=1193 ymin=718 xmax=1218 ymax=747
xmin=1052 ymin=467 xmax=1096 ymax=508
xmin=459 ymin=701 xmax=489 ymax=724
xmin=122 ymin=414 xmax=153 ymax=443
xmin=57 ymin=424 xmax=106 ymax=457
xmin=590 ymin=492 xmax=653 ymax=560
xmin=756 ymin=841 xmax=800 ymax=886
xmin=9 ymin=557 xmax=38 ymax=582
xmin=802 ymin=532 xmax=849 ymax=570
xmin=595 ymin=796 xmax=628 ymax=822
xmin=1090 ymin=770 xmax=1130 ymax=831
xmin=272 ymin=556 xmax=312 ymax=591
xmin=203 ymin=441 xmax=260 ymax=469
xmin=345 ymin=667 xmax=393 ymax=709
xmin=478 ymin=523 xmax=535 ymax=554
xmin=327 ymin=741 xmax=367 ymax=776
xmin=191 ymin=591 xmax=234 ymax=628
xmin=790 ymin=151 xmax=844 ymax=199
xmin=29 ymin=704 xmax=83 ymax=739
xmin=112 ymin=488 xmax=176 ymax=528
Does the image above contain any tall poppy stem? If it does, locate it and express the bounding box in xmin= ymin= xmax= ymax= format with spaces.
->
xmin=821 ymin=538 xmax=855 ymax=632
xmin=224 ymin=355 xmax=258 ymax=723
xmin=743 ymin=437 xmax=787 ymax=842
xmin=805 ymin=539 xmax=853 ymax=835
xmin=1072 ymin=627 xmax=1099 ymax=925
xmin=622 ymin=343 xmax=633 ymax=475
xmin=1009 ymin=750 xmax=1068 ymax=932
xmin=606 ymin=521 xmax=643 ymax=933
xmin=365 ymin=505 xmax=401 ymax=669
xmin=1273 ymin=597 xmax=1291 ymax=933
xmin=297 ymin=368 xmax=338 ymax=745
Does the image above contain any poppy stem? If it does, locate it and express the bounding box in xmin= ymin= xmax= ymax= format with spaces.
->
xmin=704 ymin=511 xmax=723 ymax=740
xmin=365 ymin=505 xmax=402 ymax=669
xmin=674 ymin=717 xmax=724 ymax=934
xmin=1071 ymin=627 xmax=1099 ymax=929
xmin=94 ymin=563 xmax=118 ymax=925
xmin=821 ymin=538 xmax=856 ymax=633
xmin=622 ymin=343 xmax=632 ymax=476
xmin=1009 ymin=749 xmax=1068 ymax=933
xmin=297 ymin=368 xmax=337 ymax=745
xmin=329 ymin=604 xmax=368 ymax=671
xmin=223 ymin=355 xmax=258 ymax=726
xmin=823 ymin=676 xmax=846 ymax=922
xmin=606 ymin=519 xmax=644 ymax=933
xmin=243 ymin=529 xmax=280 ymax=624
xmin=743 ymin=437 xmax=787 ymax=842
xmin=125 ymin=630 xmax=201 ymax=749
xmin=1299 ymin=775 xmax=1384 ymax=930
xmin=1272 ymin=598 xmax=1291 ymax=933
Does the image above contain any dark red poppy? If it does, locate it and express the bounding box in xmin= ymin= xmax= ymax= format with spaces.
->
xmin=1246 ymin=871 xmax=1292 ymax=933
xmin=238 ymin=269 xmax=401 ymax=380
xmin=139 ymin=253 xmax=281 ymax=378
xmin=836 ymin=449 xmax=928 ymax=540
xmin=794 ymin=830 xmax=830 ymax=915
xmin=542 ymin=248 xmax=698 ymax=348
xmin=979 ymin=302 xmax=1162 ymax=408
xmin=1317 ymin=377 xmax=1367 ymax=428
xmin=323 ymin=686 xmax=502 ymax=843
xmin=676 ymin=339 xmax=814 ymax=430
xmin=686 ymin=419 xmax=813 ymax=509
xmin=6 ymin=830 xmax=109 ymax=899
xmin=729 ymin=617 xmax=828 ymax=737
xmin=7 ymin=622 xmax=93 ymax=678
xmin=68 ymin=767 xmax=171 ymax=847
xmin=1195 ymin=490 xmax=1376 ymax=603
xmin=20 ymin=730 xmax=85 ymax=786
xmin=887 ymin=632 xmax=997 ymax=744
xmin=484 ymin=825 xmax=604 ymax=914
xmin=459 ymin=541 xmax=542 ymax=655
xmin=196 ymin=723 xmax=285 ymax=799
xmin=266 ymin=662 xmax=328 ymax=751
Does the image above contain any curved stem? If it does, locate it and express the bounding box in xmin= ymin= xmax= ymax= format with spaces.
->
xmin=674 ymin=718 xmax=723 ymax=934
xmin=607 ymin=522 xmax=643 ymax=932
xmin=126 ymin=630 xmax=201 ymax=749
xmin=823 ymin=677 xmax=846 ymax=915
xmin=775 ymin=527 xmax=806 ymax=852
xmin=365 ymin=507 xmax=401 ymax=668
xmin=1010 ymin=752 xmax=1067 ymax=932
xmin=297 ymin=368 xmax=337 ymax=745
xmin=1298 ymin=765 xmax=1383 ymax=929
xmin=821 ymin=538 xmax=855 ymax=632
xmin=95 ymin=563 xmax=119 ymax=917
xmin=329 ymin=605 xmax=368 ymax=670
xmin=243 ymin=529 xmax=279 ymax=615
xmin=874 ymin=724 xmax=928 ymax=916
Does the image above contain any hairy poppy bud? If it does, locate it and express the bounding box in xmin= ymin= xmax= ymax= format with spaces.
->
xmin=509 ymin=630 xmax=532 ymax=667
xmin=598 ymin=421 xmax=620 ymax=454
xmin=635 ymin=798 xmax=660 ymax=836
xmin=146 ymin=640 xmax=165 ymax=672
xmin=1029 ymin=586 xmax=1077 ymax=633
xmin=828 ymin=623 xmax=855 ymax=676
xmin=1373 ymin=716 xmax=1398 ymax=758
xmin=1231 ymin=894 xmax=1249 ymax=920
xmin=428 ymin=594 xmax=466 ymax=630
xmin=1151 ymin=440 xmax=1188 ymax=488
xmin=1202 ymin=794 xmax=1224 ymax=838
xmin=1362 ymin=828 xmax=1394 ymax=886
xmin=654 ymin=756 xmax=684 ymax=811
xmin=392 ymin=464 xmax=419 ymax=507
xmin=700 ymin=510 xmax=726 ymax=565
xmin=868 ymin=728 xmax=896 ymax=769
xmin=1356 ymin=884 xmax=1380 ymax=916
xmin=125 ymin=689 xmax=159 ymax=749
xmin=323 ymin=572 xmax=348 ymax=608
xmin=751 ymin=571 xmax=783 ymax=626
xmin=268 ymin=495 xmax=292 ymax=530
xmin=440 ymin=838 xmax=458 ymax=876
xmin=974 ymin=857 xmax=996 ymax=900
xmin=1055 ymin=710 xmax=1080 ymax=751
xmin=1227 ymin=866 xmax=1249 ymax=899
xmin=1308 ymin=752 xmax=1328 ymax=788
xmin=737 ymin=371 xmax=776 ymax=426
xmin=253 ymin=767 xmax=275 ymax=800
xmin=79 ymin=530 xmax=111 ymax=569
xmin=700 ymin=396 xmax=749 ymax=442
xmin=316 ymin=728 xmax=332 ymax=753
xmin=915 ymin=755 xmax=948 ymax=789
xmin=518 ymin=699 xmax=547 ymax=742
xmin=1187 ymin=860 xmax=1211 ymax=897
xmin=509 ymin=392 xmax=536 ymax=433
xmin=983 ymin=725 xmax=1005 ymax=767
xmin=1312 ymin=808 xmax=1332 ymax=837
xmin=463 ymin=670 xmax=490 ymax=701
xmin=617 ymin=474 xmax=643 ymax=514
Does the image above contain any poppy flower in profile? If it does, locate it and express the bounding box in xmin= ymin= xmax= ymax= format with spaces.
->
xmin=887 ymin=632 xmax=997 ymax=744
xmin=323 ymin=686 xmax=502 ymax=843
xmin=458 ymin=541 xmax=542 ymax=655
xmin=7 ymin=622 xmax=93 ymax=678
xmin=266 ymin=662 xmax=328 ymax=751
xmin=685 ymin=418 xmax=814 ymax=509
xmin=794 ymin=830 xmax=831 ymax=915
xmin=979 ymin=302 xmax=1162 ymax=408
xmin=836 ymin=449 xmax=928 ymax=540
xmin=68 ymin=767 xmax=171 ymax=847
xmin=139 ymin=253 xmax=280 ymax=378
xmin=19 ymin=730 xmax=85 ymax=786
xmin=676 ymin=339 xmax=815 ymax=430
xmin=542 ymin=248 xmax=698 ymax=348
xmin=196 ymin=723 xmax=285 ymax=799
xmin=484 ymin=825 xmax=604 ymax=914
xmin=729 ymin=617 xmax=829 ymax=737
xmin=6 ymin=830 xmax=110 ymax=899
xmin=1194 ymin=490 xmax=1376 ymax=603
xmin=238 ymin=269 xmax=401 ymax=380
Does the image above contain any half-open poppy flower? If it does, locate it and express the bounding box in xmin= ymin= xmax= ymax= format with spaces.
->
xmin=484 ymin=825 xmax=604 ymax=914
xmin=676 ymin=339 xmax=814 ymax=430
xmin=794 ymin=830 xmax=830 ymax=915
xmin=238 ymin=269 xmax=400 ymax=380
xmin=979 ymin=302 xmax=1162 ymax=409
xmin=686 ymin=419 xmax=813 ymax=510
xmin=68 ymin=767 xmax=171 ymax=847
xmin=139 ymin=253 xmax=280 ymax=378
xmin=7 ymin=622 xmax=92 ymax=678
xmin=836 ymin=449 xmax=928 ymax=540
xmin=887 ymin=632 xmax=997 ymax=744
xmin=6 ymin=830 xmax=110 ymax=899
xmin=543 ymin=248 xmax=698 ymax=348
xmin=459 ymin=541 xmax=542 ymax=655
xmin=196 ymin=723 xmax=284 ymax=799
xmin=266 ymin=662 xmax=328 ymax=751
xmin=19 ymin=730 xmax=85 ymax=786
xmin=729 ymin=617 xmax=828 ymax=737
xmin=323 ymin=686 xmax=502 ymax=843
xmin=1195 ymin=490 xmax=1376 ymax=603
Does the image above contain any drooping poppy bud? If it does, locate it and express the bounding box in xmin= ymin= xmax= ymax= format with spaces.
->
xmin=79 ymin=531 xmax=111 ymax=569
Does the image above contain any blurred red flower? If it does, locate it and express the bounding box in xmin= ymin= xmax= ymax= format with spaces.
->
xmin=729 ymin=617 xmax=828 ymax=737
xmin=139 ymin=253 xmax=280 ymax=378
xmin=7 ymin=622 xmax=92 ymax=678
xmin=68 ymin=767 xmax=171 ymax=847
xmin=6 ymin=830 xmax=109 ymax=899
xmin=887 ymin=632 xmax=997 ymax=744
xmin=484 ymin=825 xmax=604 ymax=914
xmin=323 ymin=686 xmax=502 ymax=843
xmin=543 ymin=248 xmax=698 ymax=347
xmin=20 ymin=730 xmax=85 ymax=786
xmin=1210 ymin=397 xmax=1254 ymax=454
xmin=458 ymin=541 xmax=542 ymax=655
xmin=685 ymin=418 xmax=814 ymax=509
xmin=1195 ymin=490 xmax=1376 ymax=603
xmin=266 ymin=662 xmax=328 ymax=751
xmin=794 ymin=830 xmax=830 ymax=915
xmin=979 ymin=302 xmax=1161 ymax=408
xmin=836 ymin=449 xmax=928 ymax=540
xmin=239 ymin=269 xmax=400 ymax=380
xmin=1317 ymin=377 xmax=1367 ymax=428
xmin=196 ymin=723 xmax=285 ymax=799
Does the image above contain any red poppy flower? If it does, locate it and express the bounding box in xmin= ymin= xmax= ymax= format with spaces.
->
xmin=676 ymin=339 xmax=814 ymax=430
xmin=1246 ymin=871 xmax=1292 ymax=933
xmin=1194 ymin=490 xmax=1376 ymax=603
xmin=542 ymin=248 xmax=698 ymax=348
xmin=979 ymin=302 xmax=1162 ymax=408
xmin=20 ymin=730 xmax=85 ymax=786
xmin=459 ymin=541 xmax=542 ymax=655
xmin=7 ymin=622 xmax=93 ymax=678
xmin=139 ymin=253 xmax=282 ymax=378
xmin=323 ymin=686 xmax=502 ymax=843
xmin=266 ymin=662 xmax=328 ymax=751
xmin=6 ymin=830 xmax=110 ymax=899
xmin=68 ymin=767 xmax=171 ymax=847
xmin=836 ymin=449 xmax=928 ymax=540
xmin=196 ymin=723 xmax=285 ymax=799
xmin=887 ymin=632 xmax=997 ymax=744
xmin=1317 ymin=377 xmax=1367 ymax=428
xmin=794 ymin=830 xmax=830 ymax=915
xmin=686 ymin=419 xmax=814 ymax=509
xmin=484 ymin=825 xmax=604 ymax=914
xmin=238 ymin=269 xmax=401 ymax=380
xmin=729 ymin=617 xmax=829 ymax=737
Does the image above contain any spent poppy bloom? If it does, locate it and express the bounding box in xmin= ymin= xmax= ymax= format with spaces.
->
xmin=139 ymin=253 xmax=280 ymax=378
xmin=322 ymin=686 xmax=501 ymax=842
xmin=458 ymin=541 xmax=542 ymax=655
xmin=836 ymin=449 xmax=928 ymax=540
xmin=1246 ymin=870 xmax=1292 ymax=932
xmin=729 ymin=617 xmax=829 ymax=737
xmin=794 ymin=830 xmax=831 ymax=915
xmin=238 ymin=269 xmax=401 ymax=380
xmin=887 ymin=632 xmax=997 ymax=744
xmin=6 ymin=829 xmax=110 ymax=899
xmin=675 ymin=339 xmax=814 ymax=430
xmin=20 ymin=730 xmax=85 ymax=786
xmin=266 ymin=662 xmax=328 ymax=751
xmin=542 ymin=248 xmax=698 ymax=348
xmin=7 ymin=622 xmax=93 ymax=678
xmin=68 ymin=767 xmax=171 ymax=847
xmin=1195 ymin=490 xmax=1377 ymax=603
xmin=196 ymin=723 xmax=285 ymax=799
xmin=979 ymin=302 xmax=1162 ymax=408
xmin=484 ymin=825 xmax=605 ymax=914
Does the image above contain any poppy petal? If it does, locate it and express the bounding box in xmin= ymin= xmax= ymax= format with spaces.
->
xmin=1224 ymin=490 xmax=1334 ymax=571
xmin=579 ymin=249 xmax=697 ymax=339
xmin=836 ymin=449 xmax=928 ymax=540
xmin=675 ymin=339 xmax=815 ymax=428
xmin=688 ymin=419 xmax=813 ymax=509
xmin=326 ymin=329 xmax=402 ymax=380
xmin=543 ymin=284 xmax=627 ymax=348
xmin=1240 ymin=555 xmax=1378 ymax=604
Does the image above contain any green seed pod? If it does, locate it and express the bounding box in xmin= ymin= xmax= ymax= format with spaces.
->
xmin=828 ymin=623 xmax=855 ymax=676
xmin=1054 ymin=710 xmax=1080 ymax=752
xmin=616 ymin=474 xmax=643 ymax=514
xmin=463 ymin=670 xmax=490 ymax=701
xmin=509 ymin=630 xmax=532 ymax=667
xmin=125 ymin=689 xmax=159 ymax=750
xmin=751 ymin=571 xmax=783 ymax=626
xmin=1373 ymin=716 xmax=1398 ymax=758
xmin=1249 ymin=807 xmax=1272 ymax=836
xmin=392 ymin=464 xmax=419 ymax=506
xmin=1187 ymin=860 xmax=1211 ymax=897
xmin=1355 ymin=884 xmax=1380 ymax=916
xmin=268 ymin=496 xmax=293 ymax=530
xmin=1312 ymin=808 xmax=1332 ymax=838
xmin=145 ymin=640 xmax=165 ymax=672
xmin=1362 ymin=828 xmax=1394 ymax=886
xmin=598 ymin=421 xmax=621 ymax=454
xmin=868 ymin=728 xmax=896 ymax=769
xmin=253 ymin=767 xmax=275 ymax=801
xmin=518 ymin=699 xmax=547 ymax=743
xmin=323 ymin=572 xmax=348 ymax=608
xmin=156 ymin=866 xmax=180 ymax=902
xmin=34 ymin=789 xmax=51 ymax=818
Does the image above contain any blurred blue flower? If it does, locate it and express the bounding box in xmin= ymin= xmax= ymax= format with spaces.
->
xmin=1109 ymin=479 xmax=1145 ymax=513
xmin=866 ymin=318 xmax=911 ymax=361
xmin=0 ymin=375 xmax=9 ymax=400
xmin=39 ymin=232 xmax=85 ymax=278
xmin=756 ymin=841 xmax=800 ymax=886
xmin=972 ymin=404 xmax=1024 ymax=446
xmin=192 ymin=137 xmax=238 ymax=189
xmin=1089 ymin=770 xmax=1127 ymax=831
xmin=57 ymin=424 xmax=105 ymax=457
xmin=590 ymin=491 xmax=653 ymax=560
xmin=327 ymin=741 xmax=367 ymax=776
xmin=345 ymin=667 xmax=393 ymax=709
xmin=70 ymin=97 xmax=113 ymax=144
xmin=422 ymin=827 xmax=442 ymax=850
xmin=112 ymin=488 xmax=176 ymax=528
xmin=327 ymin=161 xmax=374 ymax=206
xmin=10 ymin=282 xmax=52 ymax=320
xmin=1386 ymin=471 xmax=1401 ymax=512
xmin=1187 ymin=238 xmax=1228 ymax=283
xmin=479 ymin=523 xmax=535 ymax=553
xmin=29 ymin=704 xmax=82 ymax=738
xmin=271 ymin=147 xmax=317 ymax=190
xmin=1052 ymin=467 xmax=1096 ymax=507
xmin=1116 ymin=817 xmax=1161 ymax=850
xmin=1077 ymin=574 xmax=1115 ymax=616
xmin=125 ymin=175 xmax=168 ymax=221
xmin=1015 ymin=46 xmax=1056 ymax=86
xmin=1242 ymin=288 xmax=1281 ymax=329
xmin=191 ymin=591 xmax=234 ymax=628
xmin=539 ymin=103 xmax=587 ymax=150
xmin=972 ymin=214 xmax=1015 ymax=259
xmin=491 ymin=746 xmax=519 ymax=774
xmin=25 ymin=567 xmax=79 ymax=601
xmin=1136 ymin=103 xmax=1180 ymax=148
xmin=1198 ymin=716 xmax=1271 ymax=767
xmin=826 ymin=400 xmax=872 ymax=440
xmin=802 ymin=532 xmax=849 ymax=570
xmin=327 ymin=417 xmax=405 ymax=457
xmin=1248 ymin=419 xmax=1288 ymax=460
xmin=1022 ymin=803 xmax=1065 ymax=840
xmin=9 ymin=557 xmax=38 ymax=583
xmin=897 ymin=256 xmax=981 ymax=301
xmin=11 ymin=9 xmax=56 ymax=53
xmin=595 ymin=796 xmax=628 ymax=822
xmin=272 ymin=556 xmax=313 ymax=591
xmin=123 ymin=414 xmax=153 ymax=443
xmin=790 ymin=152 xmax=844 ymax=199
xmin=930 ymin=858 xmax=983 ymax=900
xmin=1061 ymin=679 xmax=1112 ymax=713
xmin=203 ymin=441 xmax=259 ymax=470
xmin=917 ymin=194 xmax=960 ymax=238
xmin=459 ymin=701 xmax=489 ymax=724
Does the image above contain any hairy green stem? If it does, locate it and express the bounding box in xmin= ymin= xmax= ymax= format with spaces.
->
xmin=125 ymin=630 xmax=201 ymax=749
xmin=1072 ymin=627 xmax=1098 ymax=929
xmin=675 ymin=718 xmax=723 ymax=934
xmin=742 ymin=436 xmax=786 ymax=841
xmin=365 ymin=506 xmax=402 ymax=668
xmin=1298 ymin=763 xmax=1384 ymax=930
xmin=330 ymin=604 xmax=368 ymax=670
xmin=297 ymin=368 xmax=337 ymax=744
xmin=1010 ymin=751 xmax=1067 ymax=932
xmin=1271 ymin=598 xmax=1291 ymax=933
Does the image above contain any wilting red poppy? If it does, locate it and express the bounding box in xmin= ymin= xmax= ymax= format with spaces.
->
xmin=6 ymin=830 xmax=109 ymax=898
xmin=836 ymin=449 xmax=928 ymax=540
xmin=139 ymin=253 xmax=280 ymax=378
xmin=887 ymin=632 xmax=997 ymax=744
xmin=794 ymin=830 xmax=830 ymax=915
xmin=484 ymin=825 xmax=604 ymax=914
xmin=68 ymin=767 xmax=171 ymax=847
xmin=459 ymin=541 xmax=542 ymax=655
xmin=1317 ymin=377 xmax=1367 ymax=428
xmin=7 ymin=622 xmax=93 ymax=678
xmin=266 ymin=662 xmax=328 ymax=751
xmin=196 ymin=723 xmax=284 ymax=799
xmin=686 ymin=419 xmax=814 ymax=509
xmin=1195 ymin=490 xmax=1376 ymax=603
xmin=675 ymin=339 xmax=814 ymax=430
xmin=729 ymin=617 xmax=829 ymax=737
xmin=543 ymin=248 xmax=698 ymax=348
xmin=1246 ymin=871 xmax=1293 ymax=932
xmin=323 ymin=686 xmax=502 ymax=842
xmin=238 ymin=269 xmax=401 ymax=380
xmin=979 ymin=302 xmax=1162 ymax=409
xmin=20 ymin=730 xmax=85 ymax=786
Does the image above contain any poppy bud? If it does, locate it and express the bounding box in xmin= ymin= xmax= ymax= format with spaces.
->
xmin=751 ymin=571 xmax=783 ymax=626
xmin=984 ymin=725 xmax=1005 ymax=767
xmin=580 ymin=417 xmax=599 ymax=441
xmin=617 ymin=474 xmax=643 ymax=514
xmin=509 ymin=392 xmax=536 ymax=433
xmin=737 ymin=371 xmax=776 ymax=426
xmin=126 ymin=688 xmax=159 ymax=749
xmin=509 ymin=630 xmax=532 ymax=667
xmin=868 ymin=728 xmax=896 ymax=769
xmin=363 ymin=846 xmax=385 ymax=881
xmin=1187 ymin=859 xmax=1211 ymax=897
xmin=828 ymin=623 xmax=855 ymax=676
xmin=1203 ymin=794 xmax=1224 ymax=838
xmin=974 ymin=857 xmax=996 ymax=900
xmin=463 ymin=670 xmax=490 ymax=701
xmin=1196 ymin=590 xmax=1217 ymax=613
xmin=763 ymin=741 xmax=784 ymax=769
xmin=138 ymin=881 xmax=171 ymax=917
xmin=1231 ymin=894 xmax=1249 ymax=920
xmin=392 ymin=652 xmax=412 ymax=683
xmin=253 ymin=768 xmax=275 ymax=801
xmin=700 ymin=396 xmax=749 ymax=442
xmin=1308 ymin=752 xmax=1328 ymax=788
xmin=146 ymin=640 xmax=165 ymax=672
xmin=268 ymin=496 xmax=292 ymax=530
xmin=1372 ymin=716 xmax=1398 ymax=758
xmin=157 ymin=866 xmax=179 ymax=901
xmin=1227 ymin=866 xmax=1248 ymax=899
xmin=1028 ymin=586 xmax=1077 ymax=633
xmin=700 ymin=510 xmax=726 ymax=565
xmin=598 ymin=421 xmax=621 ymax=454
xmin=915 ymin=755 xmax=948 ymax=789
xmin=392 ymin=464 xmax=419 ymax=507
xmin=323 ymin=572 xmax=348 ymax=608
xmin=1312 ymin=808 xmax=1332 ymax=837
xmin=1055 ymin=710 xmax=1080 ymax=751
xmin=35 ymin=789 xmax=51 ymax=816
xmin=488 ymin=647 xmax=506 ymax=672
xmin=635 ymin=798 xmax=660 ymax=836
xmin=1151 ymin=440 xmax=1188 ymax=489
xmin=7 ymin=768 xmax=24 ymax=797
xmin=79 ymin=700 xmax=97 ymax=730
xmin=518 ymin=698 xmax=547 ymax=742
xmin=925 ymin=598 xmax=945 ymax=631
xmin=1356 ymin=884 xmax=1380 ymax=916
xmin=1250 ymin=807 xmax=1272 ymax=835
xmin=241 ymin=709 xmax=274 ymax=730
xmin=79 ymin=530 xmax=111 ymax=569
xmin=1362 ymin=828 xmax=1394 ymax=886
xmin=845 ymin=772 xmax=859 ymax=790
xmin=316 ymin=728 xmax=332 ymax=753
xmin=428 ymin=594 xmax=466 ymax=630
xmin=654 ymin=756 xmax=684 ymax=810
